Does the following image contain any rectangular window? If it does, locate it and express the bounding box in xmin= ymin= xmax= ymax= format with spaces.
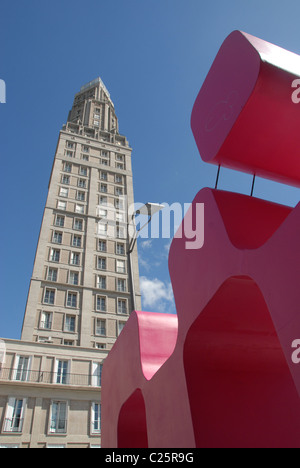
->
xmin=118 ymin=299 xmax=127 ymax=315
xmin=116 ymin=260 xmax=126 ymax=273
xmin=76 ymin=191 xmax=85 ymax=201
xmin=91 ymin=403 xmax=101 ymax=434
xmin=78 ymin=178 xmax=86 ymax=188
xmin=97 ymin=208 xmax=107 ymax=218
xmin=55 ymin=215 xmax=65 ymax=227
xmin=65 ymin=315 xmax=76 ymax=333
xmin=59 ymin=187 xmax=69 ymax=198
xmin=99 ymin=195 xmax=107 ymax=206
xmin=74 ymin=218 xmax=83 ymax=231
xmin=44 ymin=288 xmax=55 ymax=305
xmin=117 ymin=279 xmax=126 ymax=292
xmin=98 ymin=240 xmax=107 ymax=252
xmin=79 ymin=167 xmax=87 ymax=176
xmin=41 ymin=311 xmax=52 ymax=330
xmin=118 ymin=321 xmax=126 ymax=336
xmin=100 ymin=184 xmax=107 ymax=193
xmin=47 ymin=268 xmax=57 ymax=282
xmin=53 ymin=231 xmax=62 ymax=244
xmin=50 ymin=401 xmax=67 ymax=433
xmin=69 ymin=271 xmax=79 ymax=285
xmin=100 ymin=172 xmax=107 ymax=181
xmin=116 ymin=243 xmax=125 ymax=255
xmin=97 ymin=276 xmax=106 ymax=290
xmin=115 ymin=187 xmax=123 ymax=196
xmin=67 ymin=292 xmax=77 ymax=308
xmin=57 ymin=200 xmax=66 ymax=211
xmin=70 ymin=252 xmax=80 ymax=265
xmin=72 ymin=234 xmax=82 ymax=247
xmin=14 ymin=356 xmax=31 ymax=382
xmin=116 ymin=227 xmax=125 ymax=239
xmin=62 ymin=175 xmax=70 ymax=184
xmin=4 ymin=398 xmax=26 ymax=433
xmin=92 ymin=363 xmax=103 ymax=387
xmin=115 ymin=199 xmax=124 ymax=210
xmin=96 ymin=296 xmax=106 ymax=312
xmin=97 ymin=222 xmax=107 ymax=237
xmin=75 ymin=204 xmax=84 ymax=214
xmin=50 ymin=249 xmax=60 ymax=262
xmin=64 ymin=340 xmax=74 ymax=346
xmin=97 ymin=257 xmax=106 ymax=270
xmin=96 ymin=319 xmax=106 ymax=336
xmin=64 ymin=163 xmax=72 ymax=173
xmin=55 ymin=361 xmax=69 ymax=385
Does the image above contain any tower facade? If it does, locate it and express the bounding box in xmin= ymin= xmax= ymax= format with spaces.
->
xmin=22 ymin=77 xmax=141 ymax=348
xmin=0 ymin=78 xmax=141 ymax=448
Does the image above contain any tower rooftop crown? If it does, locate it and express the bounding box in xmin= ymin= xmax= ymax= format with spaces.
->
xmin=80 ymin=77 xmax=111 ymax=100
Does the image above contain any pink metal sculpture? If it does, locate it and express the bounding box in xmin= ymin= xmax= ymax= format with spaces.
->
xmin=102 ymin=31 xmax=300 ymax=448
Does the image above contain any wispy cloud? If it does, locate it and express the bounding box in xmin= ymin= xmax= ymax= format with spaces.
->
xmin=140 ymin=239 xmax=153 ymax=249
xmin=140 ymin=276 xmax=175 ymax=313
xmin=138 ymin=254 xmax=151 ymax=272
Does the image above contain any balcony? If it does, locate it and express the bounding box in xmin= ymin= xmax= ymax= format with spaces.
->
xmin=0 ymin=368 xmax=101 ymax=388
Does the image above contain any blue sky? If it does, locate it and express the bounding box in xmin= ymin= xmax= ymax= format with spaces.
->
xmin=1 ymin=0 xmax=300 ymax=339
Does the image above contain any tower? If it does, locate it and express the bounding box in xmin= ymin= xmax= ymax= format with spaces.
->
xmin=22 ymin=77 xmax=141 ymax=348
xmin=0 ymin=78 xmax=141 ymax=448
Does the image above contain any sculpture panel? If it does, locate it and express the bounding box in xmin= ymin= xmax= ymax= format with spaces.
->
xmin=102 ymin=31 xmax=300 ymax=448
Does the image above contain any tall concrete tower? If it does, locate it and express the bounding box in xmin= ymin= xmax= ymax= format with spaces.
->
xmin=0 ymin=78 xmax=141 ymax=447
xmin=22 ymin=77 xmax=141 ymax=348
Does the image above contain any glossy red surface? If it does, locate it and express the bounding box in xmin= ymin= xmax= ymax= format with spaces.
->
xmin=102 ymin=31 xmax=300 ymax=448
xmin=191 ymin=31 xmax=300 ymax=187
xmin=102 ymin=189 xmax=300 ymax=448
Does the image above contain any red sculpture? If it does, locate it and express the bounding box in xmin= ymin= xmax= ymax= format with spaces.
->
xmin=102 ymin=31 xmax=300 ymax=448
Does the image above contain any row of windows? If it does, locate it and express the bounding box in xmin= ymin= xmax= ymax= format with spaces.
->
xmin=38 ymin=315 xmax=126 ymax=341
xmin=65 ymin=150 xmax=125 ymax=170
xmin=43 ymin=287 xmax=128 ymax=308
xmin=63 ymin=163 xmax=124 ymax=185
xmin=2 ymin=397 xmax=101 ymax=436
xmin=2 ymin=355 xmax=103 ymax=386
xmin=56 ymin=199 xmax=127 ymax=218
xmin=54 ymin=214 xmax=127 ymax=244
xmin=64 ymin=142 xmax=126 ymax=170
xmin=51 ymin=231 xmax=126 ymax=256
xmin=46 ymin=267 xmax=126 ymax=287
xmin=48 ymin=250 xmax=126 ymax=272
xmin=55 ymin=215 xmax=84 ymax=230
xmin=59 ymin=184 xmax=124 ymax=200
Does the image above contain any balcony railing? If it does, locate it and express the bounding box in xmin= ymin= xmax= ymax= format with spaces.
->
xmin=0 ymin=368 xmax=101 ymax=388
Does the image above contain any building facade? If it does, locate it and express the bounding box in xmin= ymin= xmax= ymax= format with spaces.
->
xmin=0 ymin=78 xmax=141 ymax=448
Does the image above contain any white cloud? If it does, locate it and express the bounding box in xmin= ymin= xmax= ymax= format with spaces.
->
xmin=140 ymin=239 xmax=152 ymax=249
xmin=140 ymin=276 xmax=174 ymax=312
xmin=164 ymin=240 xmax=172 ymax=256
